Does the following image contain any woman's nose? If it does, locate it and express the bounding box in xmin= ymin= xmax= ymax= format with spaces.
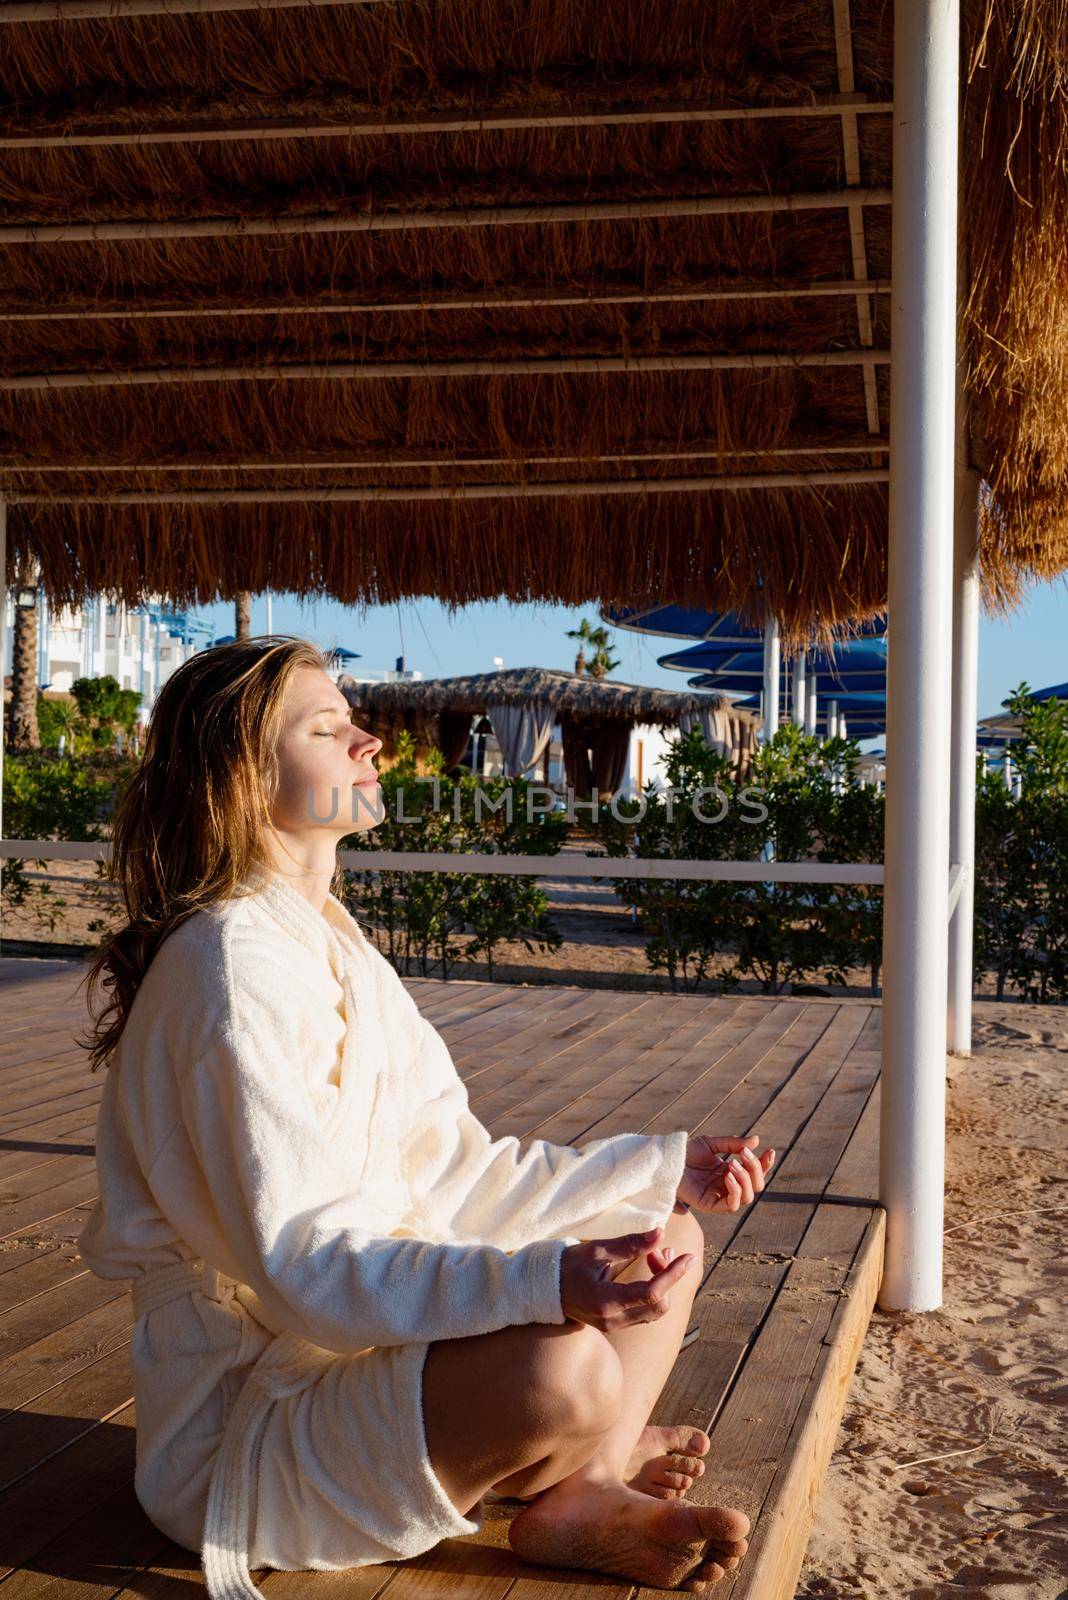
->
xmin=353 ymin=728 xmax=382 ymax=758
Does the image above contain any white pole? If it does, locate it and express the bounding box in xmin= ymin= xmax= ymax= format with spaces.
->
xmin=792 ymin=654 xmax=807 ymax=727
xmin=948 ymin=468 xmax=981 ymax=1056
xmin=879 ymin=0 xmax=959 ymax=1312
xmin=762 ymin=616 xmax=781 ymax=742
xmin=266 ymin=592 xmax=273 ymax=635
xmin=828 ymin=697 xmax=839 ymax=740
xmin=1003 ymin=748 xmax=1013 ymax=792
xmin=805 ymin=681 xmax=818 ymax=737
xmin=0 ymin=497 xmax=6 ymax=949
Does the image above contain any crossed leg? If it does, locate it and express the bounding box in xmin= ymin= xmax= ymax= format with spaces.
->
xmin=422 ymin=1208 xmax=750 ymax=1592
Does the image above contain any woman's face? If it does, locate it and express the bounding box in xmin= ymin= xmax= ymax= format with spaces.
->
xmin=270 ymin=666 xmax=384 ymax=838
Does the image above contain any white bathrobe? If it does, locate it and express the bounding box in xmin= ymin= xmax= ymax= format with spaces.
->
xmin=78 ymin=864 xmax=689 ymax=1600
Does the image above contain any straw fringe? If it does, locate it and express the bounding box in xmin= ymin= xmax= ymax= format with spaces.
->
xmin=0 ymin=0 xmax=1061 ymax=621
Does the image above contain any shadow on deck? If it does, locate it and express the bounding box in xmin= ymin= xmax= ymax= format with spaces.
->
xmin=0 ymin=961 xmax=884 ymax=1600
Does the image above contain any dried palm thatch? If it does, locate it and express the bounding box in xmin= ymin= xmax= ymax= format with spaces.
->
xmin=0 ymin=0 xmax=1062 ymax=630
xmin=341 ymin=665 xmax=742 ymax=725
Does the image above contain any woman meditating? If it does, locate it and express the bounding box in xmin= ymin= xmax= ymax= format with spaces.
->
xmin=78 ymin=638 xmax=774 ymax=1600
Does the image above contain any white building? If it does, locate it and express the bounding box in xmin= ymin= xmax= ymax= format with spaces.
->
xmin=3 ymin=593 xmax=205 ymax=716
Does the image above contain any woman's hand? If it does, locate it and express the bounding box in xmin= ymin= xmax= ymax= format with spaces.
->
xmin=676 ymin=1133 xmax=775 ymax=1214
xmin=559 ymin=1228 xmax=694 ymax=1331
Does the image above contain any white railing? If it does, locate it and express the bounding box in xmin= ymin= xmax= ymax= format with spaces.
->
xmin=0 ymin=838 xmax=885 ymax=885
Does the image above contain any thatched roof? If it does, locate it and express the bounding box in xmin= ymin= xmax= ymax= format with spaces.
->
xmin=0 ymin=0 xmax=1065 ymax=631
xmin=340 ymin=667 xmax=747 ymax=728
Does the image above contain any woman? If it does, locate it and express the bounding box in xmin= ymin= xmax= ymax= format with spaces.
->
xmin=78 ymin=638 xmax=773 ymax=1600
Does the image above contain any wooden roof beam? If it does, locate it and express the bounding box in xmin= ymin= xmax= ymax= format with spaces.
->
xmin=2 ymin=442 xmax=891 ymax=471
xmin=0 ymin=187 xmax=893 ymax=247
xmin=0 ymin=0 xmax=377 ymax=23
xmin=0 ymin=94 xmax=894 ymax=151
xmin=0 ymin=278 xmax=894 ymax=323
xmin=6 ymin=468 xmax=891 ymax=505
xmin=0 ymin=348 xmax=891 ymax=392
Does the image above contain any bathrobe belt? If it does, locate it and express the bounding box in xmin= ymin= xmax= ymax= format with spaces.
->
xmin=132 ymin=1257 xmax=336 ymax=1600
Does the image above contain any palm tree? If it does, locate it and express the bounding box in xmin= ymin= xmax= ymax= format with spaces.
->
xmin=7 ymin=580 xmax=41 ymax=752
xmin=566 ymin=618 xmax=620 ymax=680
xmin=235 ymin=592 xmax=252 ymax=640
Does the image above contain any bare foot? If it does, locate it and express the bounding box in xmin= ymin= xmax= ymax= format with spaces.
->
xmin=626 ymin=1424 xmax=711 ymax=1499
xmin=508 ymin=1478 xmax=750 ymax=1591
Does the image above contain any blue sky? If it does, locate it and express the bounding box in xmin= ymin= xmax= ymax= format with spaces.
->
xmin=189 ymin=573 xmax=1065 ymax=724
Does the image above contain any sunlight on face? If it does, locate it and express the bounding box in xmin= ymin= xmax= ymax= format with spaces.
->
xmin=270 ymin=666 xmax=384 ymax=838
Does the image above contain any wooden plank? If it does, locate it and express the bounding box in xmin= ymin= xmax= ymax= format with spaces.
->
xmin=0 ymin=1475 xmax=171 ymax=1599
xmin=0 ymin=1169 xmax=101 ymax=1240
xmin=0 ymin=1268 xmax=123 ymax=1360
xmin=0 ymin=1295 xmax=131 ymax=1416
xmin=563 ymin=1001 xmax=817 ymax=1144
xmin=465 ymin=998 xmax=661 ymax=1123
xmin=0 ymin=1086 xmax=102 ymax=1139
xmin=451 ymin=988 xmax=643 ymax=1072
xmin=0 ymin=1122 xmax=97 ymax=1185
xmin=652 ymin=1007 xmax=877 ymax=1424
xmin=0 ymin=1058 xmax=100 ymax=1116
xmin=0 ymin=1149 xmax=95 ymax=1208
xmin=0 ymin=1407 xmax=137 ymax=1581
xmin=473 ymin=1003 xmax=689 ymax=1134
xmin=0 ymin=1341 xmax=135 ymax=1494
xmin=0 ymin=1210 xmax=89 ymax=1278
xmin=0 ymin=1243 xmax=90 ymax=1313
xmin=713 ymin=1212 xmax=885 ymax=1600
xmin=358 ymin=1526 xmax=524 ymax=1600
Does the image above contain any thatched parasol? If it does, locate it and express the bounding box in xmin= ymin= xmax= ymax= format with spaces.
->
xmin=0 ymin=0 xmax=1062 ymax=633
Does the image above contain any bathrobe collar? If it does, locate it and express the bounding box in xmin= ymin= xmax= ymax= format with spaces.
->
xmin=238 ymin=862 xmax=366 ymax=982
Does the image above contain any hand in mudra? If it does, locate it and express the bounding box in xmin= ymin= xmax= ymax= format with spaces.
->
xmin=559 ymin=1229 xmax=697 ymax=1332
xmin=675 ymin=1133 xmax=775 ymax=1214
xmin=559 ymin=1134 xmax=774 ymax=1330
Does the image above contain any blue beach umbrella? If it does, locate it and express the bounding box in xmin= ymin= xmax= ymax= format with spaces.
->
xmin=604 ymin=603 xmax=887 ymax=646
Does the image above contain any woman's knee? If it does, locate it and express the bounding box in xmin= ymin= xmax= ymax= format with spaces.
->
xmin=665 ymin=1204 xmax=706 ymax=1264
xmin=527 ymin=1322 xmax=624 ymax=1435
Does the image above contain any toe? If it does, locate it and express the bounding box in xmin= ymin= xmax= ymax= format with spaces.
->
xmin=667 ymin=1425 xmax=711 ymax=1457
xmin=683 ymin=1560 xmax=726 ymax=1589
xmin=657 ymin=1470 xmax=692 ymax=1490
xmin=697 ymin=1505 xmax=751 ymax=1543
xmin=668 ymin=1454 xmax=705 ymax=1476
xmin=709 ymin=1537 xmax=748 ymax=1560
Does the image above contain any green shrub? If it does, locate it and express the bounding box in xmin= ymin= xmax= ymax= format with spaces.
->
xmin=593 ymin=722 xmax=885 ymax=994
xmin=975 ymin=685 xmax=1068 ymax=1002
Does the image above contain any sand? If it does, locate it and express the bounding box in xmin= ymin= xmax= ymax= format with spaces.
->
xmin=795 ymin=1005 xmax=1068 ymax=1600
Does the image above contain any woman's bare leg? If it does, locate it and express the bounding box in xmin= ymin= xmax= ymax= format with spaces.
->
xmin=551 ymin=1206 xmax=709 ymax=1486
xmin=493 ymin=1206 xmax=709 ymax=1497
xmin=422 ymin=1209 xmax=750 ymax=1590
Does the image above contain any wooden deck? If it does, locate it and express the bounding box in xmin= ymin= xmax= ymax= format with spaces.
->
xmin=0 ymin=959 xmax=884 ymax=1600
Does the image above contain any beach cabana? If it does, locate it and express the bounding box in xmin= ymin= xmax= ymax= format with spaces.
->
xmin=337 ymin=666 xmax=757 ymax=790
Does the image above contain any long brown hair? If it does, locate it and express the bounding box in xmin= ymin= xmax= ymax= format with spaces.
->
xmin=79 ymin=635 xmax=347 ymax=1073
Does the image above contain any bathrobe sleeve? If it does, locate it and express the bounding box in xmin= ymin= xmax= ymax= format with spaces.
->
xmin=170 ymin=1021 xmax=570 ymax=1355
xmin=398 ymin=1013 xmax=690 ymax=1250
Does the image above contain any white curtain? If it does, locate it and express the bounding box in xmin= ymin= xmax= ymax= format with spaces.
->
xmin=487 ymin=700 xmax=555 ymax=777
xmin=678 ymin=705 xmax=734 ymax=758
